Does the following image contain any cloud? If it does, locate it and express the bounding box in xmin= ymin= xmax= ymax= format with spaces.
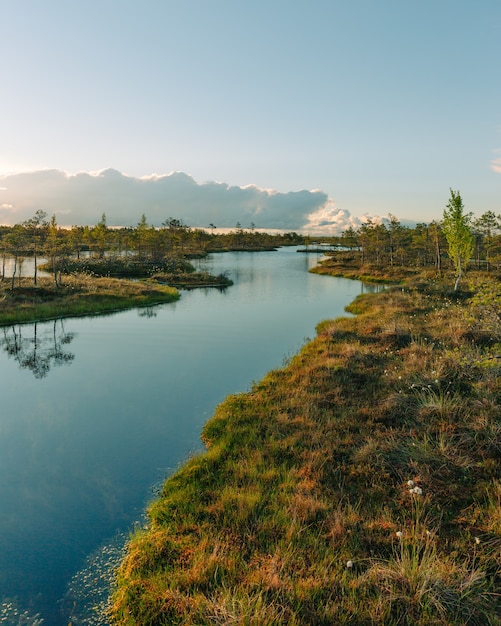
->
xmin=0 ymin=169 xmax=333 ymax=232
xmin=491 ymin=157 xmax=501 ymax=174
xmin=303 ymin=201 xmax=362 ymax=234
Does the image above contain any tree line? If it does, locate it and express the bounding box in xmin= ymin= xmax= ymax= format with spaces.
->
xmin=0 ymin=189 xmax=496 ymax=291
xmin=333 ymin=189 xmax=497 ymax=290
xmin=0 ymin=212 xmax=303 ymax=288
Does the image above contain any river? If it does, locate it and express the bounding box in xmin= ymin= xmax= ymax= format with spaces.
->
xmin=0 ymin=247 xmax=368 ymax=624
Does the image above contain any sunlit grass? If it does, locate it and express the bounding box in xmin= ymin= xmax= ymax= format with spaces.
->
xmin=109 ymin=275 xmax=501 ymax=625
xmin=0 ymin=275 xmax=179 ymax=325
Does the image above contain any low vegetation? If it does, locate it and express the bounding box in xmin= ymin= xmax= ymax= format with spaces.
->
xmin=109 ymin=269 xmax=501 ymax=624
xmin=0 ymin=275 xmax=179 ymax=326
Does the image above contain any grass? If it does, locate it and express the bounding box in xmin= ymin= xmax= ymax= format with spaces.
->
xmin=109 ymin=269 xmax=501 ymax=625
xmin=0 ymin=274 xmax=179 ymax=326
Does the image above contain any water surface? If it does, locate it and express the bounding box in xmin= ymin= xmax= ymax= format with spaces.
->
xmin=0 ymin=248 xmax=364 ymax=624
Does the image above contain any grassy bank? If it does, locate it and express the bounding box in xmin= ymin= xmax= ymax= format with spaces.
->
xmin=109 ymin=273 xmax=501 ymax=625
xmin=0 ymin=275 xmax=179 ymax=326
xmin=309 ymin=251 xmax=419 ymax=283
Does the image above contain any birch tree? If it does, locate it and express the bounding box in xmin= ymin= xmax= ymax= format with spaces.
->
xmin=442 ymin=189 xmax=474 ymax=291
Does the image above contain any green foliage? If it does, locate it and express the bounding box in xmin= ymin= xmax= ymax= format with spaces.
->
xmin=442 ymin=189 xmax=475 ymax=290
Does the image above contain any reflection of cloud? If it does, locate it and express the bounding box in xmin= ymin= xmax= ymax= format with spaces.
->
xmin=0 ymin=169 xmax=331 ymax=231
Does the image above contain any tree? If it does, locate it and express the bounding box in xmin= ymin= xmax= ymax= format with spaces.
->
xmin=442 ymin=189 xmax=474 ymax=291
xmin=473 ymin=210 xmax=500 ymax=271
xmin=4 ymin=224 xmax=28 ymax=290
xmin=23 ymin=209 xmax=48 ymax=285
xmin=46 ymin=215 xmax=65 ymax=288
xmin=91 ymin=213 xmax=109 ymax=258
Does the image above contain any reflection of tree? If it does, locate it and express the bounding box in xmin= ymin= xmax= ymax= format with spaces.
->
xmin=0 ymin=319 xmax=76 ymax=378
xmin=137 ymin=307 xmax=157 ymax=318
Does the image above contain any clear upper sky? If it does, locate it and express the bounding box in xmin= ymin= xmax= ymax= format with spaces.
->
xmin=0 ymin=0 xmax=499 ymax=230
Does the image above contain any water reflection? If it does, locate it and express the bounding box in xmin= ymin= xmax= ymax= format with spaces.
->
xmin=0 ymin=320 xmax=76 ymax=378
xmin=360 ymin=282 xmax=387 ymax=293
xmin=0 ymin=247 xmax=367 ymax=624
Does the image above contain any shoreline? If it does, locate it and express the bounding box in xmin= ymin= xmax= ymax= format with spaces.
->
xmin=0 ymin=276 xmax=180 ymax=327
xmin=109 ymin=268 xmax=501 ymax=624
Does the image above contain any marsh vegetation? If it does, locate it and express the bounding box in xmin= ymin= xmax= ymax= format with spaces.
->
xmin=110 ymin=273 xmax=501 ymax=624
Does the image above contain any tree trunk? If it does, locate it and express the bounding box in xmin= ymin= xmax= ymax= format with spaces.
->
xmin=11 ymin=255 xmax=17 ymax=290
xmin=454 ymin=257 xmax=462 ymax=291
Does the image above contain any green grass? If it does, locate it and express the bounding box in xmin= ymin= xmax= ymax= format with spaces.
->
xmin=109 ymin=273 xmax=501 ymax=625
xmin=0 ymin=275 xmax=179 ymax=326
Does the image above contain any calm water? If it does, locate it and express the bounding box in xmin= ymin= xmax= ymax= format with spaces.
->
xmin=0 ymin=248 xmax=366 ymax=624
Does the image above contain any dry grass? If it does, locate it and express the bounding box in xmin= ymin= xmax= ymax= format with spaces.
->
xmin=0 ymin=275 xmax=179 ymax=325
xmin=109 ymin=276 xmax=501 ymax=625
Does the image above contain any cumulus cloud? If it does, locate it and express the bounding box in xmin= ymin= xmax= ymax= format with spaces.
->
xmin=0 ymin=169 xmax=335 ymax=232
xmin=491 ymin=157 xmax=501 ymax=174
xmin=303 ymin=201 xmax=364 ymax=235
xmin=0 ymin=168 xmax=393 ymax=234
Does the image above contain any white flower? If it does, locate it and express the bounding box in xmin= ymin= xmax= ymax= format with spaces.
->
xmin=407 ymin=479 xmax=415 ymax=488
xmin=475 ymin=537 xmax=481 ymax=545
xmin=346 ymin=560 xmax=353 ymax=569
xmin=410 ymin=486 xmax=422 ymax=495
xmin=396 ymin=531 xmax=403 ymax=539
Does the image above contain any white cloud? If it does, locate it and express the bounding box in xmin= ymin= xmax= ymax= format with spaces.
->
xmin=491 ymin=157 xmax=501 ymax=174
xmin=0 ymin=169 xmax=332 ymax=231
xmin=302 ymin=200 xmax=389 ymax=235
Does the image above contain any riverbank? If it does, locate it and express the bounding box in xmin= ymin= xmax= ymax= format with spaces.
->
xmin=110 ymin=271 xmax=501 ymax=624
xmin=0 ymin=275 xmax=179 ymax=326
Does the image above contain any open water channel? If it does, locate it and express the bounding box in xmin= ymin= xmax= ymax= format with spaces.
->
xmin=0 ymin=247 xmax=368 ymax=624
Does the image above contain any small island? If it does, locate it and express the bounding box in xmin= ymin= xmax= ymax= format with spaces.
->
xmin=0 ymin=214 xmax=303 ymax=326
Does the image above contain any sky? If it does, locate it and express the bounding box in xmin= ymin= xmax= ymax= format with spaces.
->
xmin=0 ymin=0 xmax=499 ymax=233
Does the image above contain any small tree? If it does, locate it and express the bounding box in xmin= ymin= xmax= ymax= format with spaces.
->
xmin=46 ymin=215 xmax=65 ymax=288
xmin=23 ymin=209 xmax=48 ymax=285
xmin=442 ymin=189 xmax=474 ymax=291
xmin=473 ymin=210 xmax=500 ymax=272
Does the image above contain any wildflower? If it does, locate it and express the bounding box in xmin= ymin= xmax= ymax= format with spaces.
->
xmin=396 ymin=531 xmax=403 ymax=539
xmin=410 ymin=486 xmax=423 ymax=495
xmin=475 ymin=537 xmax=481 ymax=545
xmin=346 ymin=560 xmax=353 ymax=569
xmin=407 ymin=479 xmax=415 ymax=488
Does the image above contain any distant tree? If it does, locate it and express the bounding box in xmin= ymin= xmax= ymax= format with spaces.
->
xmin=411 ymin=223 xmax=432 ymax=267
xmin=23 ymin=209 xmax=48 ymax=285
xmin=134 ymin=213 xmax=150 ymax=259
xmin=4 ymin=224 xmax=28 ymax=289
xmin=341 ymin=227 xmax=359 ymax=251
xmin=428 ymin=220 xmax=444 ymax=271
xmin=91 ymin=213 xmax=109 ymax=258
xmin=473 ymin=210 xmax=500 ymax=271
xmin=68 ymin=225 xmax=85 ymax=260
xmin=442 ymin=189 xmax=474 ymax=291
xmin=387 ymin=214 xmax=409 ymax=266
xmin=46 ymin=215 xmax=65 ymax=288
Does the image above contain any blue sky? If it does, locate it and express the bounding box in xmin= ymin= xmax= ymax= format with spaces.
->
xmin=0 ymin=0 xmax=499 ymax=232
